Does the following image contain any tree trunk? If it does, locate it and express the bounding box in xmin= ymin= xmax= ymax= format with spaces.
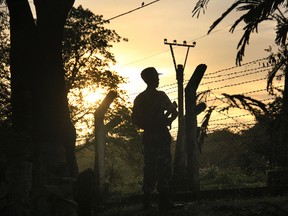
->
xmin=7 ymin=0 xmax=78 ymax=215
xmin=6 ymin=0 xmax=36 ymax=214
xmin=32 ymin=0 xmax=78 ymax=215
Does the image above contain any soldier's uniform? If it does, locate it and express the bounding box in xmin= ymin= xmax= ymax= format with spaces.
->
xmin=132 ymin=67 xmax=183 ymax=210
xmin=132 ymin=87 xmax=175 ymax=194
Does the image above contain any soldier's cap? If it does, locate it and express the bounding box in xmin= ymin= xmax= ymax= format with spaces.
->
xmin=141 ymin=67 xmax=162 ymax=82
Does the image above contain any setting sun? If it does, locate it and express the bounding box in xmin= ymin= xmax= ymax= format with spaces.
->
xmin=82 ymin=87 xmax=106 ymax=107
xmin=84 ymin=90 xmax=105 ymax=104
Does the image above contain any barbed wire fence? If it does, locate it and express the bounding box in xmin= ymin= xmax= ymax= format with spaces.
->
xmin=76 ymin=58 xmax=284 ymax=197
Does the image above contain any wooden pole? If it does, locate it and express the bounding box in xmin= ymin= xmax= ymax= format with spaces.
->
xmin=173 ymin=116 xmax=186 ymax=190
xmin=94 ymin=91 xmax=117 ymax=198
xmin=185 ymin=64 xmax=206 ymax=191
xmin=177 ymin=64 xmax=184 ymax=124
xmin=173 ymin=64 xmax=186 ymax=189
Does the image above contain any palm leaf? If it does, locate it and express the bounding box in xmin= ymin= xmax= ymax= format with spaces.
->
xmin=274 ymin=14 xmax=288 ymax=46
xmin=192 ymin=0 xmax=211 ymax=18
xmin=198 ymin=106 xmax=215 ymax=153
xmin=231 ymin=0 xmax=276 ymax=64
xmin=235 ymin=23 xmax=257 ymax=64
xmin=208 ymin=1 xmax=242 ymax=34
xmin=222 ymin=93 xmax=268 ymax=116
xmin=200 ymin=106 xmax=214 ymax=129
xmin=207 ymin=0 xmax=285 ymax=64
xmin=196 ymin=90 xmax=211 ymax=103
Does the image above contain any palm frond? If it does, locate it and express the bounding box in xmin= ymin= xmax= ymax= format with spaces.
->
xmin=274 ymin=14 xmax=288 ymax=46
xmin=222 ymin=93 xmax=268 ymax=116
xmin=200 ymin=106 xmax=214 ymax=129
xmin=235 ymin=23 xmax=256 ymax=64
xmin=198 ymin=106 xmax=215 ymax=153
xmin=208 ymin=0 xmax=285 ymax=64
xmin=232 ymin=0 xmax=276 ymax=64
xmin=192 ymin=0 xmax=210 ymax=18
xmin=208 ymin=1 xmax=242 ymax=34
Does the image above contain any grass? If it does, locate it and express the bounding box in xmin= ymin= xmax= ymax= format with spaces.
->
xmin=96 ymin=195 xmax=288 ymax=216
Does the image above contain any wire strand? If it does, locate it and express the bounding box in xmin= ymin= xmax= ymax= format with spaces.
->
xmin=105 ymin=0 xmax=160 ymax=22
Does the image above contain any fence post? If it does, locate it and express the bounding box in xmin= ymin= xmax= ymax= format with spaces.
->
xmin=94 ymin=91 xmax=117 ymax=199
xmin=185 ymin=64 xmax=206 ymax=191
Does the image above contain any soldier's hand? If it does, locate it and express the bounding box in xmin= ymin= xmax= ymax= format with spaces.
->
xmin=166 ymin=117 xmax=173 ymax=130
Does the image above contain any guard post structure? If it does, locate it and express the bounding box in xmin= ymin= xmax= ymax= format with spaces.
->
xmin=164 ymin=39 xmax=196 ymax=191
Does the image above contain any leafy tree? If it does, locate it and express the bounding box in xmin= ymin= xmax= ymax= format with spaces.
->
xmin=64 ymin=6 xmax=126 ymax=92
xmin=0 ymin=5 xmax=130 ymax=143
xmin=63 ymin=6 xmax=128 ymax=142
xmin=63 ymin=8 xmax=144 ymax=193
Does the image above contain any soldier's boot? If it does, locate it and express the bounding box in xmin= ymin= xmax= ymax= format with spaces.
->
xmin=143 ymin=192 xmax=153 ymax=210
xmin=158 ymin=192 xmax=184 ymax=210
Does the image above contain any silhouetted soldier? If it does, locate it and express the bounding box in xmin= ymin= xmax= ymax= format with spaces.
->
xmin=132 ymin=67 xmax=182 ymax=210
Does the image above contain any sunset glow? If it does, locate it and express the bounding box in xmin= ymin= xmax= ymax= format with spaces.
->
xmin=72 ymin=0 xmax=282 ymax=137
xmin=83 ymin=88 xmax=106 ymax=105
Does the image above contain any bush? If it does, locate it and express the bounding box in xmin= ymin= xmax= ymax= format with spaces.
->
xmin=200 ymin=166 xmax=266 ymax=190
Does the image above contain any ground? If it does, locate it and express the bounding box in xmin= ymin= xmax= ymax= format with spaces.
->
xmin=97 ymin=195 xmax=288 ymax=216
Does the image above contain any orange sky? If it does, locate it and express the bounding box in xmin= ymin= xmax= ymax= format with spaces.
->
xmin=74 ymin=0 xmax=282 ymax=134
xmin=75 ymin=0 xmax=276 ymax=96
